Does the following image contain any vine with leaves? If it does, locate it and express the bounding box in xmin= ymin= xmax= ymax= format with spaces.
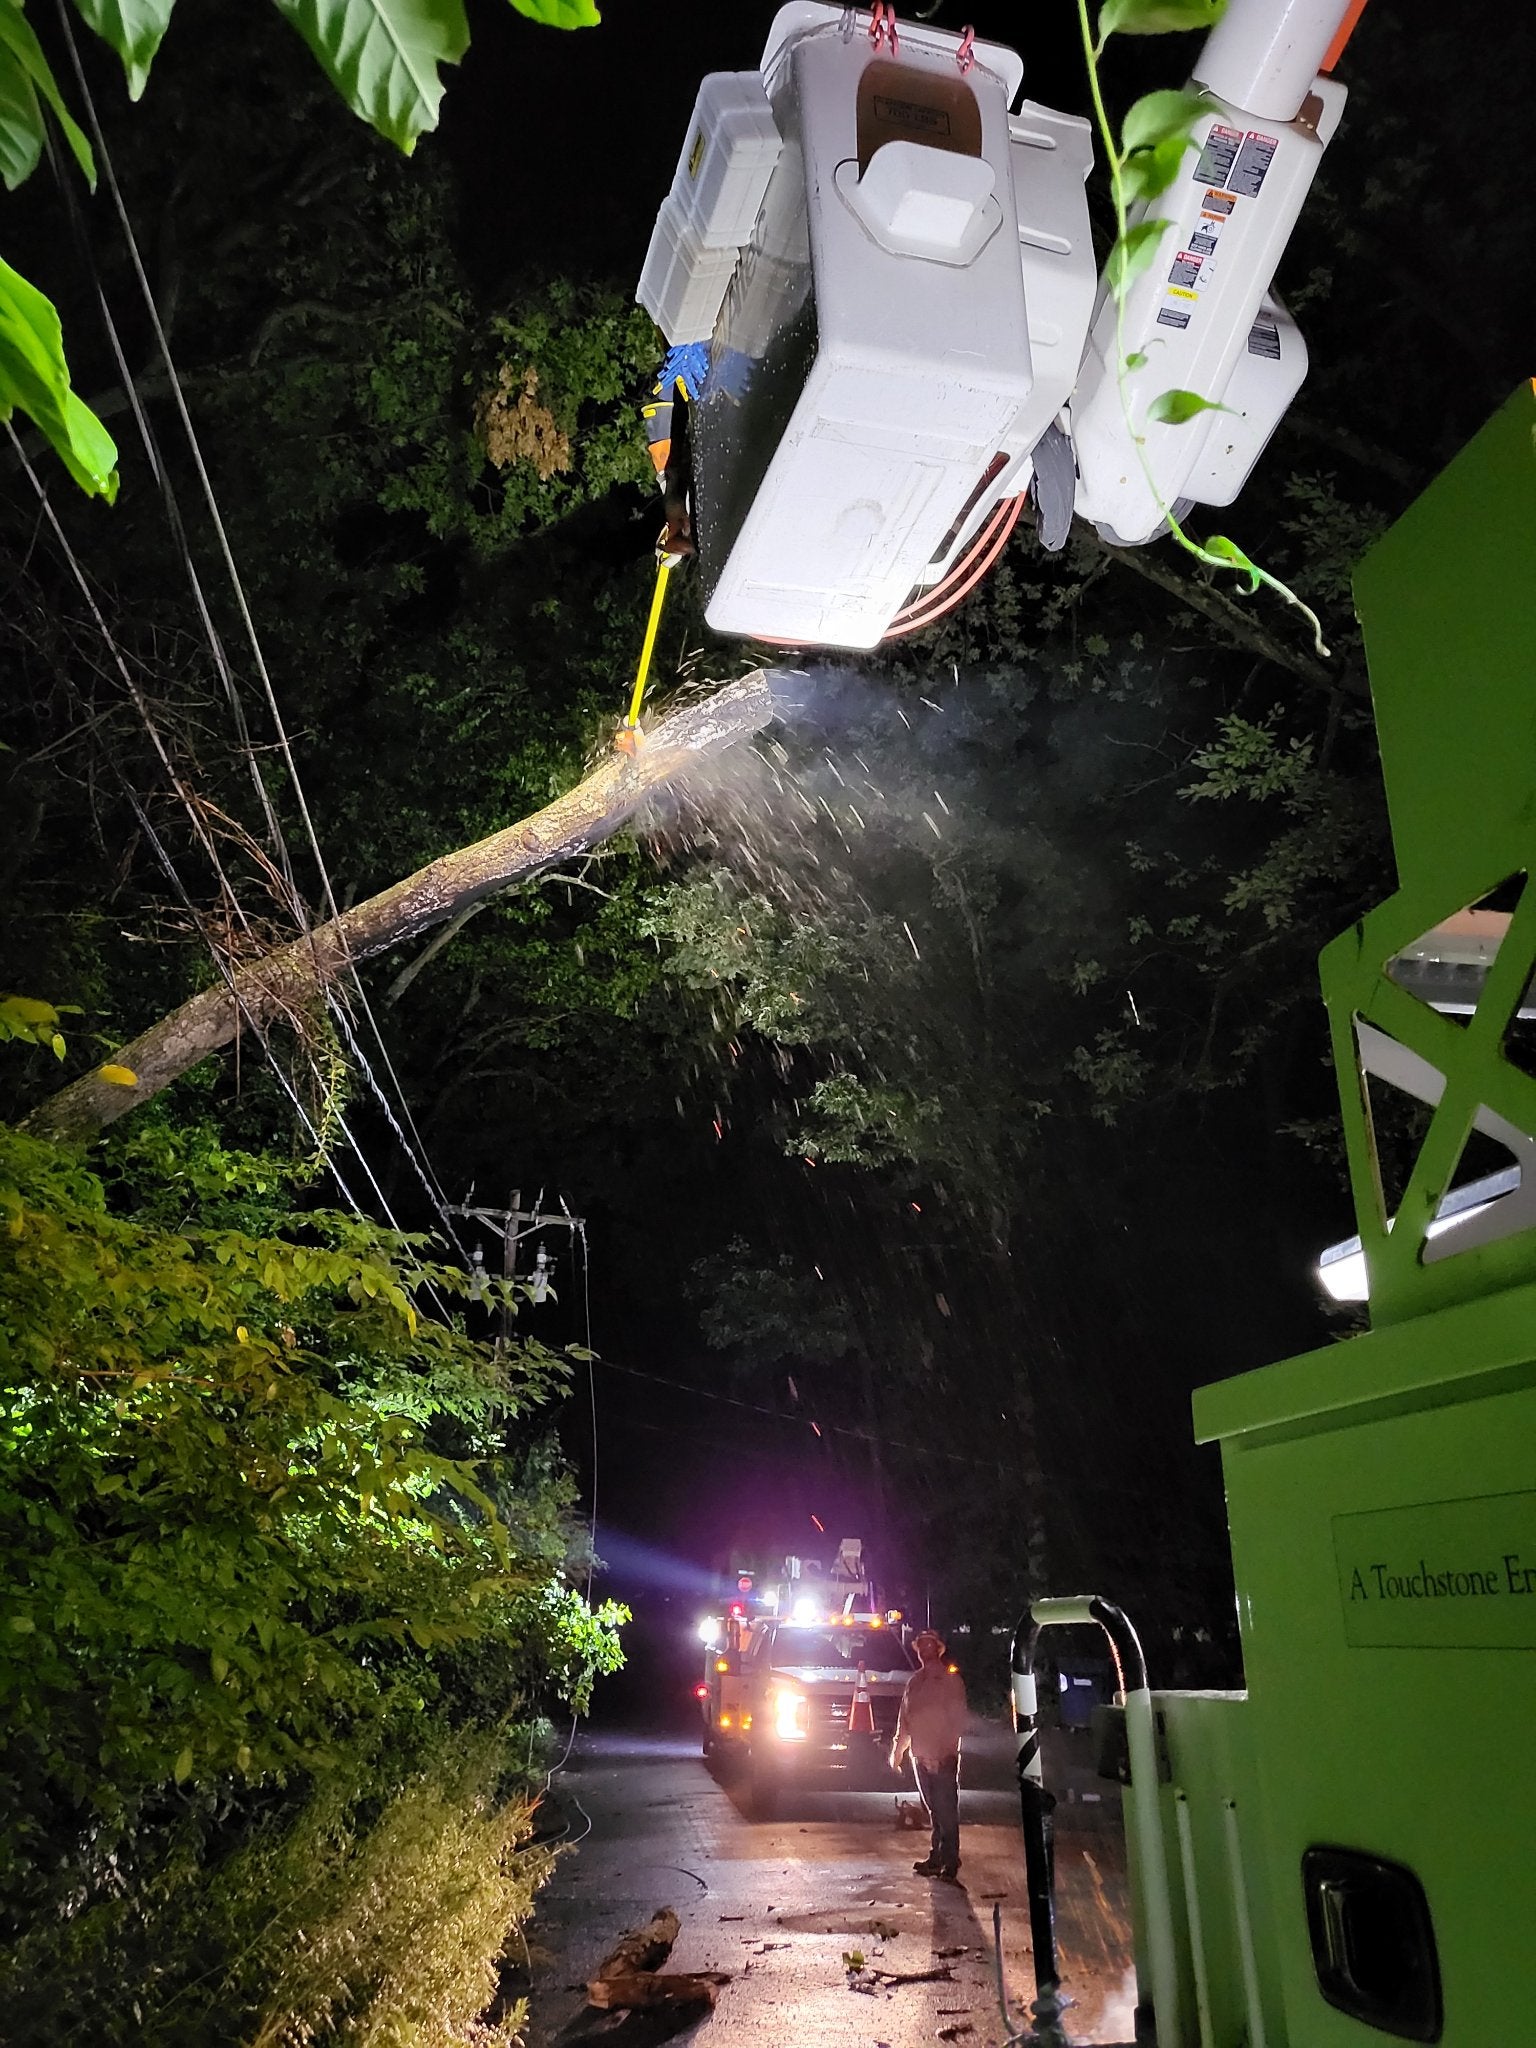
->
xmin=1079 ymin=0 xmax=1332 ymax=656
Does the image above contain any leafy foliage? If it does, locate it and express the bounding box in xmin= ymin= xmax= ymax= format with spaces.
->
xmin=0 ymin=0 xmax=599 ymax=497
xmin=0 ymin=255 xmax=117 ymax=498
xmin=1 ymin=1723 xmax=552 ymax=2045
xmin=269 ymin=0 xmax=470 ymax=155
xmin=0 ymin=1 xmax=95 ymax=188
xmin=1098 ymin=0 xmax=1225 ymax=37
xmin=0 ymin=993 xmax=76 ymax=1058
xmin=1145 ymin=387 xmax=1230 ymax=426
xmin=0 ymin=1121 xmax=623 ymax=2032
xmin=69 ymin=0 xmax=176 ymax=99
xmin=688 ymin=1235 xmax=853 ymax=1370
xmin=509 ymin=0 xmax=599 ymax=25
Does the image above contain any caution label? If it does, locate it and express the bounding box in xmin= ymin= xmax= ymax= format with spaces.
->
xmin=1230 ymin=130 xmax=1278 ymax=199
xmin=1193 ymin=124 xmax=1243 ymax=187
xmin=1156 ymin=306 xmax=1191 ymax=330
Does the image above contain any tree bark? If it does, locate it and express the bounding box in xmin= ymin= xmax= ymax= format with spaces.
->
xmin=591 ymin=1908 xmax=682 ymax=1983
xmin=584 ymin=1973 xmax=723 ymax=2011
xmin=24 ymin=673 xmax=781 ymax=1144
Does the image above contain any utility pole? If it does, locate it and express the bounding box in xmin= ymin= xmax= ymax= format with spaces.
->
xmin=447 ymin=1188 xmax=586 ymax=1347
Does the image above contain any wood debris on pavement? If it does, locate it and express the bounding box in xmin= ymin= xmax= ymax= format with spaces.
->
xmin=583 ymin=1906 xmax=731 ymax=2014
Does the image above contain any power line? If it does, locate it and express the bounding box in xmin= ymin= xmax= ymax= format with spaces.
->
xmin=591 ymin=1352 xmax=994 ymax=1467
xmin=1 ymin=508 xmax=365 ymax=1210
xmin=7 ymin=423 xmax=434 ymax=1277
xmin=45 ymin=8 xmax=472 ymax=1263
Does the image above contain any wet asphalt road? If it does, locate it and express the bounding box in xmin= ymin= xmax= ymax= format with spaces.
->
xmin=523 ymin=1715 xmax=1138 ymax=2048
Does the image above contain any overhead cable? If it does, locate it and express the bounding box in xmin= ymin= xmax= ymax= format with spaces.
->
xmin=45 ymin=8 xmax=471 ymax=1263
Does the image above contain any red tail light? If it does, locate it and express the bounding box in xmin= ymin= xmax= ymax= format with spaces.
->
xmin=693 ymin=1683 xmax=710 ymax=1699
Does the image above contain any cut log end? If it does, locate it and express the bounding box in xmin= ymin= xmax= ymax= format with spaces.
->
xmin=20 ymin=671 xmax=783 ymax=1146
xmin=584 ymin=1972 xmax=723 ymax=2011
xmin=592 ymin=1906 xmax=681 ymax=1981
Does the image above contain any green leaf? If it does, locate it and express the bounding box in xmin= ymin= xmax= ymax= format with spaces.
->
xmin=1120 ymin=89 xmax=1209 ymax=201
xmin=0 ymin=40 xmax=45 ymax=188
xmin=173 ymin=1744 xmax=193 ymax=1783
xmin=1146 ymin=387 xmax=1230 ymax=426
xmin=0 ymin=256 xmax=119 ymax=498
xmin=70 ymin=0 xmax=178 ymax=100
xmin=1098 ymin=0 xmax=1225 ymax=40
xmin=1105 ymin=218 xmax=1171 ymax=292
xmin=1121 ymin=135 xmax=1193 ymax=203
xmin=1205 ymin=532 xmax=1262 ymax=592
xmin=0 ymin=993 xmax=58 ymax=1031
xmin=1124 ymin=350 xmax=1148 ymax=371
xmin=269 ymin=0 xmax=470 ymax=154
xmin=0 ymin=0 xmax=95 ymax=186
xmin=1121 ymin=88 xmax=1209 ymax=155
xmin=508 ymin=0 xmax=598 ymax=21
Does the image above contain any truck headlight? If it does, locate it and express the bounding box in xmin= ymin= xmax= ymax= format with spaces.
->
xmin=771 ymin=1687 xmax=808 ymax=1741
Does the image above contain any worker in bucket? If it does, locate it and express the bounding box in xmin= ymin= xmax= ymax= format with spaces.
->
xmin=641 ymin=341 xmax=708 ymax=567
xmin=891 ymin=1629 xmax=968 ymax=1880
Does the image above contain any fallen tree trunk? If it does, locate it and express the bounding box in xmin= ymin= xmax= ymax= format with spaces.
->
xmin=584 ymin=1907 xmax=726 ymax=2013
xmin=584 ymin=1972 xmax=724 ymax=2012
xmin=592 ymin=1908 xmax=682 ymax=1982
xmin=24 ymin=674 xmax=780 ymax=1145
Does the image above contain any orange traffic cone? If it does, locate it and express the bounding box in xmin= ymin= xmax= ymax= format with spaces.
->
xmin=849 ymin=1662 xmax=875 ymax=1734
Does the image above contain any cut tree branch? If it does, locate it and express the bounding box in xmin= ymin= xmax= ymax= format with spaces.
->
xmin=24 ymin=673 xmax=783 ymax=1144
xmin=383 ymin=899 xmax=488 ymax=1008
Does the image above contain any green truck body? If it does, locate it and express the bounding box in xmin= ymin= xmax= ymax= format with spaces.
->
xmin=1102 ymin=386 xmax=1536 ymax=2046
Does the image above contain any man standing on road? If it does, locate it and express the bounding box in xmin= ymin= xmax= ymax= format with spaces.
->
xmin=890 ymin=1629 xmax=968 ymax=1880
